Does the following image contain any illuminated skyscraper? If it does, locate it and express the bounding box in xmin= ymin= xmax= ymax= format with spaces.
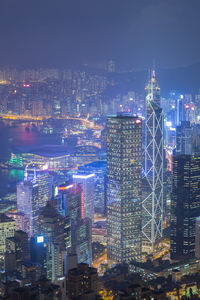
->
xmin=73 ymin=174 xmax=94 ymax=223
xmin=17 ymin=181 xmax=38 ymax=236
xmin=143 ymin=71 xmax=163 ymax=252
xmin=53 ymin=183 xmax=92 ymax=266
xmin=53 ymin=183 xmax=82 ymax=220
xmin=17 ymin=163 xmax=51 ymax=235
xmin=36 ymin=202 xmax=70 ymax=281
xmin=176 ymin=95 xmax=184 ymax=126
xmin=170 ymin=155 xmax=200 ymax=260
xmin=107 ymin=113 xmax=142 ymax=264
xmin=176 ymin=121 xmax=192 ymax=155
xmin=0 ymin=214 xmax=15 ymax=254
xmin=78 ymin=161 xmax=107 ymax=214
xmin=71 ymin=218 xmax=92 ymax=266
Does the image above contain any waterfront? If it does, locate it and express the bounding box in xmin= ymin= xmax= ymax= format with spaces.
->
xmin=0 ymin=122 xmax=60 ymax=196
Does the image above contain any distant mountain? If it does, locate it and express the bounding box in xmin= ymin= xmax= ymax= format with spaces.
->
xmin=158 ymin=63 xmax=200 ymax=96
xmin=106 ymin=63 xmax=200 ymax=97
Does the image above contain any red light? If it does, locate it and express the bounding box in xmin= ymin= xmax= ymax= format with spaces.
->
xmin=59 ymin=184 xmax=73 ymax=191
xmin=23 ymin=84 xmax=30 ymax=88
xmin=135 ymin=119 xmax=141 ymax=124
xmin=59 ymin=187 xmax=67 ymax=191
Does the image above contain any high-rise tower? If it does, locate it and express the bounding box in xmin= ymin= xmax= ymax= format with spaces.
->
xmin=170 ymin=155 xmax=200 ymax=260
xmin=17 ymin=163 xmax=51 ymax=236
xmin=142 ymin=71 xmax=163 ymax=252
xmin=107 ymin=113 xmax=142 ymax=264
xmin=73 ymin=173 xmax=95 ymax=223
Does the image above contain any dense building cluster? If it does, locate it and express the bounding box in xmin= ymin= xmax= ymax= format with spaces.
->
xmin=1 ymin=67 xmax=200 ymax=299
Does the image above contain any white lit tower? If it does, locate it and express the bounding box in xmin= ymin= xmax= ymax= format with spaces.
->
xmin=17 ymin=162 xmax=51 ymax=235
xmin=107 ymin=113 xmax=143 ymax=264
xmin=142 ymin=71 xmax=163 ymax=252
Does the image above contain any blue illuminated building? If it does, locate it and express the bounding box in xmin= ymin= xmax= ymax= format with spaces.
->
xmin=52 ymin=183 xmax=92 ymax=267
xmin=73 ymin=173 xmax=95 ymax=223
xmin=78 ymin=161 xmax=107 ymax=214
xmin=176 ymin=95 xmax=184 ymax=126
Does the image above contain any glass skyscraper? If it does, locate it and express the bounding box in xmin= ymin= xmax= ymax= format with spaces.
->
xmin=170 ymin=154 xmax=200 ymax=260
xmin=176 ymin=121 xmax=192 ymax=155
xmin=107 ymin=113 xmax=142 ymax=264
xmin=73 ymin=173 xmax=95 ymax=223
xmin=78 ymin=161 xmax=107 ymax=214
xmin=17 ymin=163 xmax=51 ymax=235
xmin=53 ymin=183 xmax=92 ymax=267
xmin=142 ymin=71 xmax=163 ymax=252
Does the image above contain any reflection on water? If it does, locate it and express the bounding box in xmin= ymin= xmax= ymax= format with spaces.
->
xmin=0 ymin=123 xmax=60 ymax=197
xmin=7 ymin=124 xmax=60 ymax=147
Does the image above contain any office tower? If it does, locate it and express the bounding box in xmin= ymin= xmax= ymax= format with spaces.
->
xmin=36 ymin=202 xmax=71 ymax=282
xmin=54 ymin=183 xmax=82 ymax=220
xmin=66 ymin=253 xmax=78 ymax=273
xmin=65 ymin=185 xmax=83 ymax=223
xmin=0 ymin=214 xmax=15 ymax=254
xmin=71 ymin=218 xmax=92 ymax=266
xmin=17 ymin=163 xmax=51 ymax=235
xmin=64 ymin=187 xmax=92 ymax=267
xmin=176 ymin=95 xmax=184 ymax=126
xmin=73 ymin=173 xmax=95 ymax=223
xmin=17 ymin=181 xmax=38 ymax=236
xmin=143 ymin=71 xmax=163 ymax=252
xmin=68 ymin=263 xmax=99 ymax=300
xmin=170 ymin=155 xmax=200 ymax=260
xmin=78 ymin=161 xmax=107 ymax=214
xmin=176 ymin=121 xmax=192 ymax=155
xmin=6 ymin=212 xmax=30 ymax=237
xmin=101 ymin=128 xmax=107 ymax=151
xmin=107 ymin=113 xmax=142 ymax=264
xmin=195 ymin=217 xmax=200 ymax=259
xmin=24 ymin=162 xmax=50 ymax=204
xmin=5 ymin=230 xmax=30 ymax=267
xmin=53 ymin=183 xmax=92 ymax=267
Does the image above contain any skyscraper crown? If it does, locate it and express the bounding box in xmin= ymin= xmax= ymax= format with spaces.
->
xmin=145 ymin=69 xmax=160 ymax=105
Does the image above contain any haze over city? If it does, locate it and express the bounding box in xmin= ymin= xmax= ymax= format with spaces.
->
xmin=0 ymin=0 xmax=200 ymax=69
xmin=0 ymin=1 xmax=200 ymax=300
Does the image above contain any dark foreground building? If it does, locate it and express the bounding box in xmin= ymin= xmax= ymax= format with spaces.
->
xmin=170 ymin=154 xmax=200 ymax=260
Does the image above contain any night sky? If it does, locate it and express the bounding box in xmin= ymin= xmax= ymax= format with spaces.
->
xmin=0 ymin=0 xmax=200 ymax=69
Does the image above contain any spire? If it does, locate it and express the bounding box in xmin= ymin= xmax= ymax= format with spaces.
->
xmin=145 ymin=68 xmax=160 ymax=106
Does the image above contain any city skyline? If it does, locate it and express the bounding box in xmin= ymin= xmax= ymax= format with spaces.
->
xmin=1 ymin=1 xmax=200 ymax=295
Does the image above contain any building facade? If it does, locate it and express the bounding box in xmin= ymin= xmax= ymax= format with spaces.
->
xmin=36 ymin=202 xmax=71 ymax=282
xmin=17 ymin=163 xmax=51 ymax=235
xmin=143 ymin=71 xmax=163 ymax=252
xmin=107 ymin=113 xmax=142 ymax=263
xmin=78 ymin=161 xmax=107 ymax=214
xmin=53 ymin=183 xmax=92 ymax=267
xmin=0 ymin=214 xmax=15 ymax=254
xmin=176 ymin=121 xmax=192 ymax=155
xmin=73 ymin=173 xmax=95 ymax=223
xmin=68 ymin=263 xmax=99 ymax=300
xmin=170 ymin=155 xmax=200 ymax=260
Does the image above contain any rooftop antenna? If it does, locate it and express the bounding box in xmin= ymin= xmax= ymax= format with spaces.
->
xmin=148 ymin=68 xmax=151 ymax=82
xmin=152 ymin=59 xmax=156 ymax=78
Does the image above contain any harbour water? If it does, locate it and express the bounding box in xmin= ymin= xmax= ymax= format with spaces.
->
xmin=0 ymin=123 xmax=60 ymax=197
